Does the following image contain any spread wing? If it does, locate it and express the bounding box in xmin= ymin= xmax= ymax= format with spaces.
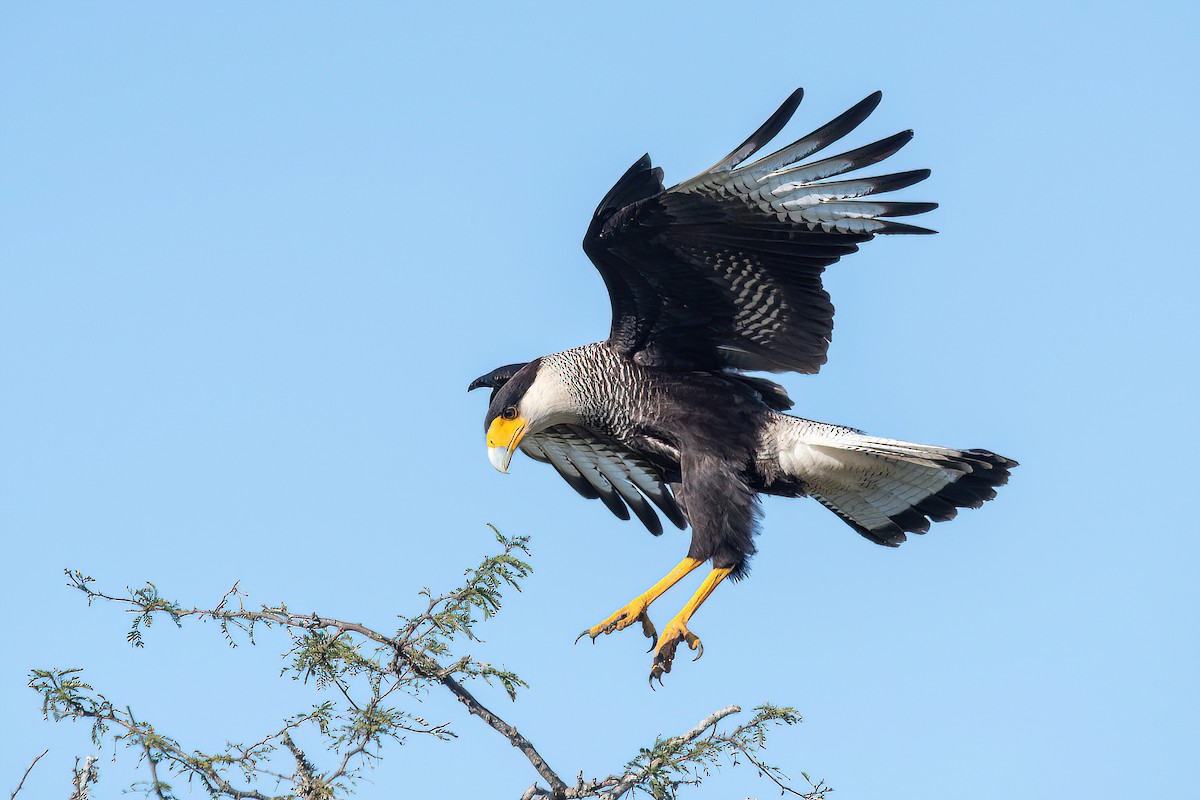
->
xmin=520 ymin=425 xmax=687 ymax=535
xmin=583 ymin=89 xmax=936 ymax=374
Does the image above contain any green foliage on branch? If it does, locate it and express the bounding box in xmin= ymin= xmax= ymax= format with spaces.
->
xmin=26 ymin=530 xmax=826 ymax=800
xmin=621 ymin=704 xmax=826 ymax=800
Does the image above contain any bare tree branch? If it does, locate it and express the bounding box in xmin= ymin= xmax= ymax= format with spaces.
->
xmin=8 ymin=749 xmax=47 ymax=800
xmin=439 ymin=673 xmax=568 ymax=796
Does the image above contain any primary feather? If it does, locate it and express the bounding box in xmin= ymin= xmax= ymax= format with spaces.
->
xmin=583 ymin=91 xmax=935 ymax=376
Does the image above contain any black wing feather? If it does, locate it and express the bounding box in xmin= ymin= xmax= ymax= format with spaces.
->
xmin=520 ymin=426 xmax=687 ymax=535
xmin=583 ymin=89 xmax=937 ymax=374
xmin=699 ymin=87 xmax=805 ymax=175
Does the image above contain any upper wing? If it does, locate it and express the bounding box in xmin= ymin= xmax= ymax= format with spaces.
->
xmin=520 ymin=425 xmax=687 ymax=535
xmin=583 ymin=89 xmax=936 ymax=374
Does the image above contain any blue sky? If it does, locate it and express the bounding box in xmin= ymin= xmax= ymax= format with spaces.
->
xmin=3 ymin=2 xmax=1197 ymax=798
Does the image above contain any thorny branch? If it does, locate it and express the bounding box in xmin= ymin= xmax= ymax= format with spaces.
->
xmin=8 ymin=750 xmax=47 ymax=800
xmin=28 ymin=530 xmax=825 ymax=799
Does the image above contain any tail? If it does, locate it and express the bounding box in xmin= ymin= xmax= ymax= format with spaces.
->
xmin=768 ymin=415 xmax=1016 ymax=546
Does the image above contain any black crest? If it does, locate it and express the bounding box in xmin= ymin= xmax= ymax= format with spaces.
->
xmin=467 ymin=362 xmax=529 ymax=401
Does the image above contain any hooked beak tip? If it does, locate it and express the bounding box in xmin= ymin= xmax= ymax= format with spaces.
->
xmin=488 ymin=445 xmax=512 ymax=473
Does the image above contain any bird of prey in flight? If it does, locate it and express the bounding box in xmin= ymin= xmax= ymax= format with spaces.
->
xmin=469 ymin=89 xmax=1015 ymax=683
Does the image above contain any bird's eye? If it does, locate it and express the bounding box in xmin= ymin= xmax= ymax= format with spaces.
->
xmin=502 ymin=406 xmax=518 ymax=421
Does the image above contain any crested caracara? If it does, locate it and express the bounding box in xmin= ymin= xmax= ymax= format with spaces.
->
xmin=469 ymin=89 xmax=1016 ymax=683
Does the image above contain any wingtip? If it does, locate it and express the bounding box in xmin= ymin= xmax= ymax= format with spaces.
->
xmin=900 ymin=223 xmax=939 ymax=235
xmin=839 ymin=91 xmax=884 ymax=124
xmin=760 ymin=88 xmax=807 ymax=142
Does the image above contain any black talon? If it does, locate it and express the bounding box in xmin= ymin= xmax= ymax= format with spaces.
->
xmin=692 ymin=639 xmax=705 ymax=661
xmin=638 ymin=612 xmax=658 ymax=647
xmin=574 ymin=630 xmax=589 ymax=645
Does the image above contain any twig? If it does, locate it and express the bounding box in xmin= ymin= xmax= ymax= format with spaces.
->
xmin=141 ymin=740 xmax=169 ymax=800
xmin=738 ymin=748 xmax=810 ymax=798
xmin=8 ymin=749 xmax=47 ymax=800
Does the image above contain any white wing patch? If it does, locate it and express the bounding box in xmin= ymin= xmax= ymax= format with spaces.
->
xmin=521 ymin=426 xmax=686 ymax=535
xmin=768 ymin=415 xmax=1011 ymax=545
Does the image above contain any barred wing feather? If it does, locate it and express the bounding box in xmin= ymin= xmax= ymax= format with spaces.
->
xmin=773 ymin=418 xmax=1017 ymax=547
xmin=521 ymin=425 xmax=687 ymax=535
xmin=584 ymin=89 xmax=936 ymax=374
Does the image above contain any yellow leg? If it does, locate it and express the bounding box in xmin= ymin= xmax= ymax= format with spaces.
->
xmin=650 ymin=567 xmax=733 ymax=684
xmin=578 ymin=557 xmax=704 ymax=644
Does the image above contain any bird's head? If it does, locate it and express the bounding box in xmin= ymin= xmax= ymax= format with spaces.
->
xmin=468 ymin=359 xmax=577 ymax=473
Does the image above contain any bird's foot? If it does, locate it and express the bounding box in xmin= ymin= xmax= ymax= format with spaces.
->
xmin=576 ymin=596 xmax=658 ymax=646
xmin=648 ymin=615 xmax=703 ymax=686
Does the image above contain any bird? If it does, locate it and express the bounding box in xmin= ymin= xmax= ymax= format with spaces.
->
xmin=468 ymin=89 xmax=1015 ymax=684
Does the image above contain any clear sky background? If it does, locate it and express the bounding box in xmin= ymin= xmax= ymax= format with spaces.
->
xmin=3 ymin=2 xmax=1198 ymax=798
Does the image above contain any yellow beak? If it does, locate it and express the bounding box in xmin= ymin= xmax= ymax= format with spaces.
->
xmin=486 ymin=416 xmax=528 ymax=473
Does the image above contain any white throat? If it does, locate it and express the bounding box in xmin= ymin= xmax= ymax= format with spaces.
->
xmin=520 ymin=365 xmax=577 ymax=433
